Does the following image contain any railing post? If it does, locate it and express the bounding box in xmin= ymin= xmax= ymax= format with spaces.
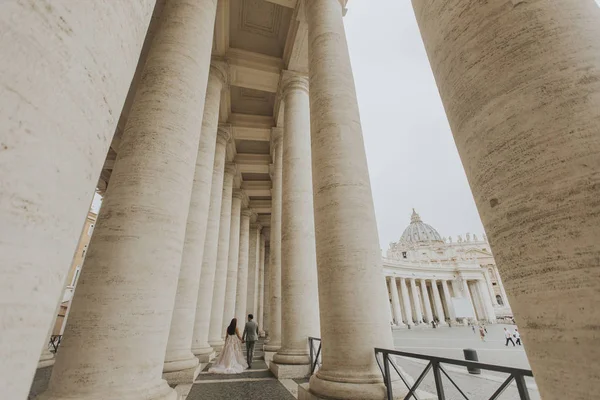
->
xmin=514 ymin=374 xmax=531 ymax=400
xmin=309 ymin=338 xmax=314 ymax=374
xmin=432 ymin=361 xmax=446 ymax=400
xmin=383 ymin=353 xmax=393 ymax=400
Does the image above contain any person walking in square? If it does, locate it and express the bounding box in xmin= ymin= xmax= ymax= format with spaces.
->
xmin=504 ymin=327 xmax=516 ymax=347
xmin=242 ymin=314 xmax=259 ymax=369
xmin=513 ymin=328 xmax=522 ymax=345
xmin=478 ymin=325 xmax=486 ymax=341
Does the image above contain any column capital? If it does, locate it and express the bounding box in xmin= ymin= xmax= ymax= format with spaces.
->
xmin=241 ymin=208 xmax=253 ymax=219
xmin=271 ymin=127 xmax=283 ymax=151
xmin=210 ymin=60 xmax=229 ymax=87
xmin=217 ymin=124 xmax=232 ymax=145
xmin=224 ymin=162 xmax=237 ymax=177
xmin=280 ymin=70 xmax=309 ymax=98
xmin=250 ymin=222 xmax=262 ymax=230
xmin=232 ymin=188 xmax=244 ymax=201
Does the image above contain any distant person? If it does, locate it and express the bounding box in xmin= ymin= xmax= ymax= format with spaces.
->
xmin=513 ymin=328 xmax=522 ymax=345
xmin=504 ymin=327 xmax=516 ymax=347
xmin=479 ymin=325 xmax=486 ymax=341
xmin=482 ymin=322 xmax=488 ymax=334
xmin=242 ymin=314 xmax=259 ymax=369
xmin=209 ymin=318 xmax=247 ymax=374
xmin=471 ymin=323 xmax=475 ymax=333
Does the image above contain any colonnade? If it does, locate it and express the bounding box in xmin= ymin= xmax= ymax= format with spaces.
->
xmin=1 ymin=0 xmax=397 ymax=399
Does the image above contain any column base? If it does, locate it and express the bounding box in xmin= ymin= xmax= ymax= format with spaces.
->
xmin=208 ymin=340 xmax=224 ymax=352
xmin=270 ymin=362 xmax=311 ymax=379
xmin=192 ymin=345 xmax=215 ymax=363
xmin=263 ymin=351 xmax=276 ymax=367
xmin=38 ymin=358 xmax=55 ymax=369
xmin=263 ymin=343 xmax=281 ymax=352
xmin=38 ymin=379 xmax=177 ymax=400
xmin=162 ymin=357 xmax=202 ymax=385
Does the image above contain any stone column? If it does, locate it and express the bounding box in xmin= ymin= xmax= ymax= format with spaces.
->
xmin=272 ymin=73 xmax=321 ymax=378
xmin=191 ymin=127 xmax=229 ymax=361
xmin=0 ymin=3 xmax=154 ymax=398
xmin=410 ymin=278 xmax=423 ymax=324
xmin=303 ymin=1 xmax=398 ymax=396
xmin=400 ymin=278 xmax=414 ymax=326
xmin=261 ymin=237 xmax=271 ymax=337
xmin=222 ymin=191 xmax=243 ymax=325
xmin=388 ymin=278 xmax=403 ymax=326
xmin=235 ymin=209 xmax=252 ymax=323
xmin=208 ymin=164 xmax=236 ymax=350
xmin=264 ymin=131 xmax=283 ymax=352
xmin=430 ymin=280 xmax=447 ymax=326
xmin=164 ymin=63 xmax=226 ymax=384
xmin=477 ymin=280 xmax=496 ymax=323
xmin=461 ymin=278 xmax=477 ymax=319
xmin=483 ymin=269 xmax=499 ymax=306
xmin=41 ymin=1 xmax=217 ymax=398
xmin=441 ymin=280 xmax=456 ymax=321
xmin=419 ymin=279 xmax=434 ymax=324
xmin=246 ymin=222 xmax=261 ymax=316
xmin=413 ymin=1 xmax=600 ymax=397
xmin=493 ymin=265 xmax=510 ymax=307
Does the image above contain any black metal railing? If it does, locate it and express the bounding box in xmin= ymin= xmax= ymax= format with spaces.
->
xmin=375 ymin=348 xmax=534 ymax=400
xmin=308 ymin=337 xmax=322 ymax=375
xmin=49 ymin=335 xmax=62 ymax=353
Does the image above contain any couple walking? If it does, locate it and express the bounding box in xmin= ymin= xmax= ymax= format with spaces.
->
xmin=208 ymin=314 xmax=259 ymax=374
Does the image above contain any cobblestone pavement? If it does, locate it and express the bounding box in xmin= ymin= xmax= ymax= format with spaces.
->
xmin=391 ymin=323 xmax=540 ymax=400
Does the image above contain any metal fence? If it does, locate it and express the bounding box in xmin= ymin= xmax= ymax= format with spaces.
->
xmin=375 ymin=347 xmax=534 ymax=400
xmin=308 ymin=337 xmax=322 ymax=375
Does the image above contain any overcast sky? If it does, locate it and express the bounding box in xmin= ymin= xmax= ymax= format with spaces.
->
xmin=343 ymin=2 xmax=487 ymax=249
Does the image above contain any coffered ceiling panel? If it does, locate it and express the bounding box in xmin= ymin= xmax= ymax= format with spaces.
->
xmin=230 ymin=86 xmax=275 ymax=117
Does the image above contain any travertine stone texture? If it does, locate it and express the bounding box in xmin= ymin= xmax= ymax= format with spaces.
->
xmin=164 ymin=61 xmax=222 ymax=383
xmin=431 ymin=281 xmax=446 ymax=326
xmin=410 ymin=279 xmax=423 ymax=324
xmin=389 ymin=278 xmax=404 ymax=326
xmin=208 ymin=163 xmax=236 ymax=349
xmin=191 ymin=127 xmax=229 ymax=360
xmin=420 ymin=280 xmax=434 ymax=324
xmin=400 ymin=278 xmax=414 ymax=326
xmin=246 ymin=223 xmax=261 ymax=317
xmin=273 ymin=74 xmax=321 ymax=371
xmin=235 ymin=209 xmax=252 ymax=323
xmin=305 ymin=0 xmax=399 ymax=397
xmin=259 ymin=233 xmax=269 ymax=336
xmin=264 ymin=131 xmax=283 ymax=352
xmin=412 ymin=2 xmax=600 ymax=396
xmin=0 ymin=2 xmax=154 ymax=397
xmin=41 ymin=0 xmax=217 ymax=398
xmin=222 ymin=191 xmax=243 ymax=325
xmin=441 ymin=280 xmax=456 ymax=320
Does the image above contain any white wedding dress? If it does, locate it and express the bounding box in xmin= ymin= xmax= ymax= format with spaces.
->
xmin=208 ymin=333 xmax=248 ymax=374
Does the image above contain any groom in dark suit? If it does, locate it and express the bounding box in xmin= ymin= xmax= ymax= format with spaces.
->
xmin=242 ymin=314 xmax=259 ymax=369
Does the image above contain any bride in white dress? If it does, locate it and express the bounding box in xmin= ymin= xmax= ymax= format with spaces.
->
xmin=208 ymin=318 xmax=248 ymax=374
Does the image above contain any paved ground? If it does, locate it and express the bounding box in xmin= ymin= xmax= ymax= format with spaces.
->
xmin=391 ymin=323 xmax=540 ymax=399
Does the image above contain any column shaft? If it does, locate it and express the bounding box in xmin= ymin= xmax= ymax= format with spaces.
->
xmin=461 ymin=278 xmax=477 ymax=319
xmin=273 ymin=74 xmax=321 ymax=374
xmin=191 ymin=127 xmax=229 ymax=361
xmin=493 ymin=266 xmax=510 ymax=307
xmin=262 ymin=242 xmax=271 ymax=337
xmin=42 ymin=1 xmax=216 ymax=398
xmin=477 ymin=280 xmax=496 ymax=322
xmin=410 ymin=279 xmax=423 ymax=324
xmin=235 ymin=209 xmax=252 ymax=323
xmin=222 ymin=191 xmax=243 ymax=325
xmin=431 ymin=280 xmax=447 ymax=326
xmin=389 ymin=278 xmax=404 ymax=326
xmin=164 ymin=62 xmax=224 ymax=383
xmin=400 ymin=278 xmax=414 ymax=326
xmin=246 ymin=224 xmax=261 ymax=317
xmin=264 ymin=131 xmax=283 ymax=352
xmin=0 ymin=3 xmax=154 ymax=397
xmin=208 ymin=164 xmax=236 ymax=349
xmin=420 ymin=280 xmax=434 ymax=323
xmin=483 ymin=269 xmax=499 ymax=306
xmin=441 ymin=280 xmax=456 ymax=321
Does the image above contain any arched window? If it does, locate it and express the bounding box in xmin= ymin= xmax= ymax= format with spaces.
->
xmin=496 ymin=295 xmax=504 ymax=306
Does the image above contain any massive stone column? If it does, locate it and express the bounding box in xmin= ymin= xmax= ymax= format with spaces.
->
xmin=492 ymin=265 xmax=510 ymax=307
xmin=413 ymin=1 xmax=600 ymax=397
xmin=477 ymin=280 xmax=496 ymax=323
xmin=208 ymin=164 xmax=236 ymax=350
xmin=222 ymin=191 xmax=243 ymax=325
xmin=389 ymin=278 xmax=404 ymax=326
xmin=301 ymin=0 xmax=400 ymax=397
xmin=441 ymin=280 xmax=456 ymax=321
xmin=400 ymin=278 xmax=414 ymax=327
xmin=191 ymin=127 xmax=230 ymax=361
xmin=419 ymin=280 xmax=434 ymax=323
xmin=41 ymin=1 xmax=217 ymax=399
xmin=272 ymin=73 xmax=321 ymax=378
xmin=410 ymin=278 xmax=424 ymax=324
xmin=235 ymin=209 xmax=252 ymax=323
xmin=0 ymin=3 xmax=154 ymax=397
xmin=246 ymin=222 xmax=261 ymax=316
xmin=164 ymin=63 xmax=225 ymax=384
xmin=430 ymin=280 xmax=447 ymax=326
xmin=482 ymin=269 xmax=499 ymax=306
xmin=264 ymin=131 xmax=283 ymax=352
xmin=259 ymin=232 xmax=269 ymax=336
xmin=460 ymin=277 xmax=477 ymax=318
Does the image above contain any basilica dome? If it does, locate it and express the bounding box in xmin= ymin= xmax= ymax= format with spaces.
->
xmin=399 ymin=209 xmax=443 ymax=244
